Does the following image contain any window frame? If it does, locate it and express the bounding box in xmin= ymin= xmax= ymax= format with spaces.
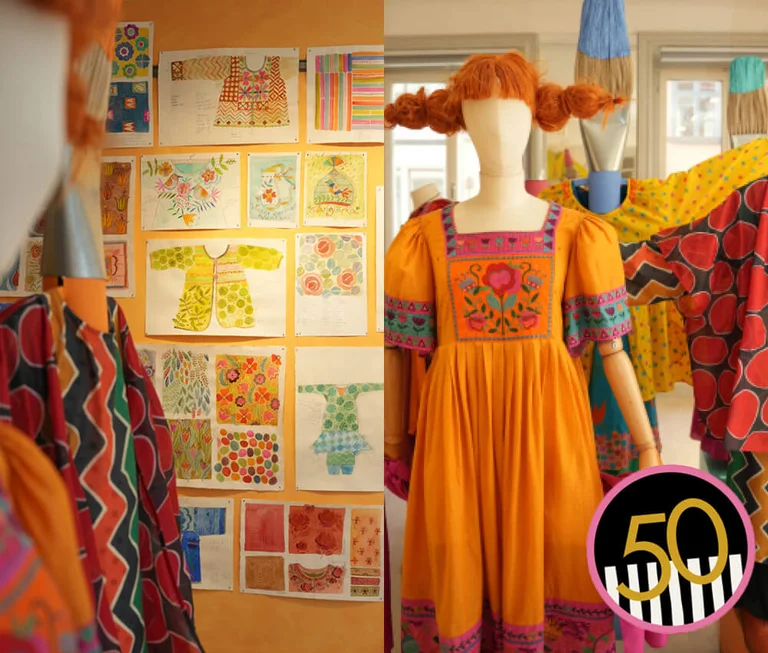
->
xmin=637 ymin=32 xmax=768 ymax=179
xmin=384 ymin=34 xmax=539 ymax=249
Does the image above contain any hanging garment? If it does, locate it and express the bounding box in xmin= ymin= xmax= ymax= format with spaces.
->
xmin=0 ymin=422 xmax=99 ymax=653
xmin=386 ymin=203 xmax=622 ymax=652
xmin=297 ymin=383 xmax=383 ymax=474
xmin=0 ymin=291 xmax=203 ymax=653
xmin=170 ymin=55 xmax=290 ymax=128
xmin=622 ymin=175 xmax=768 ymax=620
xmin=149 ymin=244 xmax=283 ymax=331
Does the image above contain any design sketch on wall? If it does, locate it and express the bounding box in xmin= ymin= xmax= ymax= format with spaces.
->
xmin=303 ymin=153 xmax=366 ymax=227
xmin=247 ymin=153 xmax=300 ymax=228
xmin=295 ymin=234 xmax=367 ymax=337
xmin=145 ymin=239 xmax=287 ymax=337
xmin=101 ymin=157 xmax=136 ymax=298
xmin=141 ymin=153 xmax=241 ymax=230
xmin=0 ymin=255 xmax=20 ymax=295
xmin=376 ymin=186 xmax=384 ymax=332
xmin=179 ymin=497 xmax=234 ymax=591
xmin=158 ymin=48 xmax=299 ymax=146
xmin=240 ymin=501 xmax=384 ymax=601
xmin=0 ymin=237 xmax=43 ymax=298
xmin=142 ymin=344 xmax=286 ymax=491
xmin=306 ymin=46 xmax=384 ymax=144
xmin=295 ymin=348 xmax=383 ymax=492
xmin=105 ymin=22 xmax=154 ymax=148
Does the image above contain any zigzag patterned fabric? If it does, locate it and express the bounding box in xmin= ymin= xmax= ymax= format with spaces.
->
xmin=0 ymin=293 xmax=203 ymax=653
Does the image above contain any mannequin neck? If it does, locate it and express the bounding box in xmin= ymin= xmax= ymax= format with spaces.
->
xmin=453 ymin=168 xmax=549 ymax=234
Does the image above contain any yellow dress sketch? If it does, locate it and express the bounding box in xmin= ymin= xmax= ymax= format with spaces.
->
xmin=150 ymin=244 xmax=283 ymax=331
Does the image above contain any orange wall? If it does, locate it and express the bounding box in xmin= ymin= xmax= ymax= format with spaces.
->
xmin=111 ymin=1 xmax=384 ymax=652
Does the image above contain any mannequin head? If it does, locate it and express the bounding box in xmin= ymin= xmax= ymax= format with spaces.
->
xmin=385 ymin=52 xmax=625 ymax=174
xmin=0 ymin=0 xmax=118 ymax=274
xmin=411 ymin=183 xmax=440 ymax=210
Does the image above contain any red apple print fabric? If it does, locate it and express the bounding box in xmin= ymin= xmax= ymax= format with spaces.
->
xmin=288 ymin=505 xmax=345 ymax=555
xmin=622 ymin=176 xmax=768 ymax=453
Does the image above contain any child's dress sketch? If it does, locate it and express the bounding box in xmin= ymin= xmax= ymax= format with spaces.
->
xmin=297 ymin=383 xmax=384 ymax=475
xmin=149 ymin=244 xmax=283 ymax=331
xmin=170 ymin=55 xmax=290 ymax=128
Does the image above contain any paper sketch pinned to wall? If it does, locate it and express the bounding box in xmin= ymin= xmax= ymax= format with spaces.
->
xmin=240 ymin=500 xmax=384 ymax=601
xmin=141 ymin=344 xmax=286 ymax=491
xmin=306 ymin=46 xmax=384 ymax=144
xmin=101 ymin=156 xmax=136 ymax=298
xmin=146 ymin=238 xmax=287 ymax=337
xmin=179 ymin=497 xmax=234 ymax=591
xmin=158 ymin=48 xmax=299 ymax=146
xmin=0 ymin=237 xmax=42 ymax=298
xmin=141 ymin=153 xmax=241 ymax=230
xmin=295 ymin=234 xmax=367 ymax=337
xmin=375 ymin=186 xmax=384 ymax=332
xmin=303 ymin=153 xmax=366 ymax=227
xmin=295 ymin=347 xmax=383 ymax=492
xmin=247 ymin=153 xmax=300 ymax=229
xmin=105 ymin=22 xmax=154 ymax=148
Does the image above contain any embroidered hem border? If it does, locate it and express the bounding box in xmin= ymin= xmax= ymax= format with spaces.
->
xmin=384 ymin=294 xmax=436 ymax=354
xmin=402 ymin=597 xmax=615 ymax=652
xmin=564 ymin=287 xmax=632 ymax=357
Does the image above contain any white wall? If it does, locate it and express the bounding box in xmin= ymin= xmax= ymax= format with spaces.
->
xmin=385 ymin=0 xmax=768 ymax=37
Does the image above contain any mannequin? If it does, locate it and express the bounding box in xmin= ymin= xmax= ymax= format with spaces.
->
xmin=411 ymin=183 xmax=441 ymax=210
xmin=383 ymin=52 xmax=660 ymax=653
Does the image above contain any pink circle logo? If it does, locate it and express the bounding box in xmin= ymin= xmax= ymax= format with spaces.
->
xmin=587 ymin=465 xmax=755 ymax=634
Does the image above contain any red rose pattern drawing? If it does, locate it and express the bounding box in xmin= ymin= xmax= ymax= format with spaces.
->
xmin=288 ymin=504 xmax=344 ymax=556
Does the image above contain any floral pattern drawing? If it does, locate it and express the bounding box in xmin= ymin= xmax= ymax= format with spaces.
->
xmin=349 ymin=508 xmax=382 ymax=598
xmin=137 ymin=348 xmax=156 ymax=381
xmin=296 ymin=234 xmax=364 ymax=297
xmin=161 ymin=348 xmax=212 ymax=418
xmin=214 ymin=429 xmax=280 ymax=487
xmin=288 ymin=564 xmax=345 ymax=595
xmin=248 ymin=154 xmax=298 ymax=226
xmin=215 ymin=353 xmax=282 ymax=426
xmin=0 ymin=255 xmax=20 ymax=293
xmin=450 ymin=257 xmax=552 ymax=341
xmin=101 ymin=160 xmax=133 ymax=234
xmin=288 ymin=504 xmax=345 ymax=556
xmin=169 ymin=419 xmax=213 ymax=480
xmin=113 ymin=23 xmax=151 ymax=79
xmin=304 ymin=153 xmax=366 ymax=222
xmin=24 ymin=239 xmax=42 ymax=294
xmin=143 ymin=155 xmax=238 ymax=228
xmin=107 ymin=82 xmax=150 ymax=134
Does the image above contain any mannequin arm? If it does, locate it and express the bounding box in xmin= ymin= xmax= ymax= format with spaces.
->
xmin=598 ymin=338 xmax=662 ymax=468
xmin=384 ymin=346 xmax=411 ymax=461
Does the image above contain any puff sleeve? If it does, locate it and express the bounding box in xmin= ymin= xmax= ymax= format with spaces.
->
xmin=384 ymin=218 xmax=436 ymax=354
xmin=563 ymin=216 xmax=632 ymax=357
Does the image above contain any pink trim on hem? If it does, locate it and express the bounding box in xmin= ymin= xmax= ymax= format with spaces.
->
xmin=385 ymin=457 xmax=411 ymax=500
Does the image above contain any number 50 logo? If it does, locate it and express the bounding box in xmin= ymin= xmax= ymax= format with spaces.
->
xmin=587 ymin=465 xmax=755 ymax=634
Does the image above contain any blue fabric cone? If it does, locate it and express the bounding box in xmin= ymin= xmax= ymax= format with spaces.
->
xmin=730 ymin=56 xmax=766 ymax=94
xmin=577 ymin=0 xmax=631 ymax=60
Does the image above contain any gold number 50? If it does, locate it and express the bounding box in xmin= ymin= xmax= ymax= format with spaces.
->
xmin=616 ymin=498 xmax=728 ymax=602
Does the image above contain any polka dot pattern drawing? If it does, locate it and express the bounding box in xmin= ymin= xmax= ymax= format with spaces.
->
xmin=214 ymin=429 xmax=280 ymax=487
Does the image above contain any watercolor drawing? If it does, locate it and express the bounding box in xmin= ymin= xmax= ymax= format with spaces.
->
xmin=169 ymin=419 xmax=213 ymax=481
xmin=288 ymin=504 xmax=345 ymax=556
xmin=107 ymin=82 xmax=150 ymax=135
xmin=215 ymin=353 xmax=282 ymax=426
xmin=248 ymin=153 xmax=299 ymax=227
xmin=243 ymin=502 xmax=285 ymax=553
xmin=297 ymin=383 xmax=383 ymax=475
xmin=161 ymin=347 xmax=211 ymax=418
xmin=24 ymin=239 xmax=42 ymax=294
xmin=141 ymin=154 xmax=239 ymax=230
xmin=180 ymin=506 xmax=225 ymax=582
xmin=0 ymin=255 xmax=20 ymax=293
xmin=214 ymin=429 xmax=280 ymax=488
xmin=244 ymin=556 xmax=285 ymax=592
xmin=313 ymin=51 xmax=384 ymax=133
xmin=288 ymin=563 xmax=345 ymax=595
xmin=137 ymin=348 xmax=156 ymax=382
xmin=304 ymin=153 xmax=366 ymax=225
xmin=101 ymin=160 xmax=133 ymax=235
xmin=296 ymin=234 xmax=364 ymax=297
xmin=104 ymin=241 xmax=129 ymax=291
xmin=349 ymin=508 xmax=382 ymax=598
xmin=170 ymin=53 xmax=291 ymax=129
xmin=179 ymin=498 xmax=233 ymax=591
xmin=113 ymin=23 xmax=151 ymax=79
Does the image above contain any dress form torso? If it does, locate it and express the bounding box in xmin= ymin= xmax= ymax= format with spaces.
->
xmin=451 ymin=99 xmax=549 ymax=233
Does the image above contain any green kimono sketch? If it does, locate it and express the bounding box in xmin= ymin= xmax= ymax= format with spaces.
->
xmin=297 ymin=383 xmax=384 ymax=475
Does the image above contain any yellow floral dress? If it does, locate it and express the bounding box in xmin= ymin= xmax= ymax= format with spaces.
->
xmin=386 ymin=203 xmax=626 ymax=652
xmin=149 ymin=244 xmax=283 ymax=331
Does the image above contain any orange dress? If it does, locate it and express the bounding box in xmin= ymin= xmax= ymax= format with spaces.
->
xmin=384 ymin=203 xmax=624 ymax=652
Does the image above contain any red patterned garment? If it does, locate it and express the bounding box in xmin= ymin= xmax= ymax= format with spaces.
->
xmin=0 ymin=293 xmax=203 ymax=653
xmin=621 ymin=176 xmax=768 ymax=453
